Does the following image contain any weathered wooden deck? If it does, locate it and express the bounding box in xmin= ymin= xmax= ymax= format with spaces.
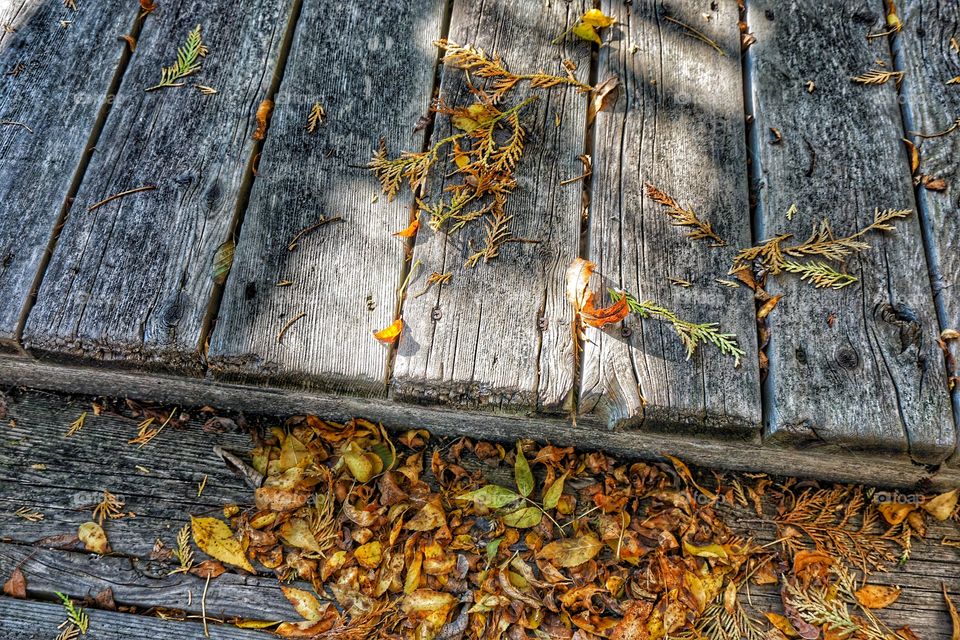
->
xmin=2 ymin=390 xmax=960 ymax=638
xmin=0 ymin=0 xmax=959 ymax=484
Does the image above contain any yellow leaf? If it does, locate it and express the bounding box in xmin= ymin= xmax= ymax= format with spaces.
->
xmin=355 ymin=541 xmax=383 ymax=569
xmin=501 ymin=506 xmax=542 ymax=528
xmin=923 ymin=489 xmax=958 ymax=521
xmin=235 ymin=620 xmax=281 ymax=629
xmin=401 ymin=589 xmax=457 ymax=616
xmin=854 ymin=584 xmax=901 ymax=609
xmin=581 ymin=8 xmax=615 ymax=28
xmin=191 ymin=516 xmax=254 ymax=573
xmin=539 ymin=534 xmax=603 ymax=568
xmin=341 ymin=441 xmax=383 ymax=483
xmin=279 ymin=434 xmax=311 ymax=471
xmin=280 ymin=518 xmax=322 ymax=554
xmin=373 ymin=318 xmax=403 ymax=344
xmin=944 ymin=583 xmax=960 ymax=640
xmin=280 ymin=586 xmax=326 ymax=622
xmin=404 ymin=551 xmax=423 ymax=594
xmin=78 ymin=521 xmax=110 ymax=555
xmin=683 ymin=539 xmax=729 ymax=561
xmin=572 ymin=22 xmax=602 ymax=45
xmin=764 ymin=612 xmax=800 ymax=637
xmin=878 ymin=501 xmax=915 ymax=526
xmin=405 ymin=499 xmax=446 ymax=531
xmin=514 ymin=444 xmax=534 ymax=497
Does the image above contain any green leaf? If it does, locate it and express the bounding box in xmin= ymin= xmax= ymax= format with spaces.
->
xmin=542 ymin=472 xmax=567 ymax=510
xmin=501 ymin=506 xmax=542 ymax=529
xmin=457 ymin=484 xmax=520 ymax=508
xmin=514 ymin=445 xmax=534 ymax=498
xmin=485 ymin=537 xmax=503 ymax=562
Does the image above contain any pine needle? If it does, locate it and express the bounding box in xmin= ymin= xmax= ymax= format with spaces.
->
xmin=147 ymin=24 xmax=208 ymax=91
xmin=914 ymin=116 xmax=960 ymax=139
xmin=663 ymin=15 xmax=725 ymax=56
xmin=783 ymin=260 xmax=858 ymax=289
xmin=87 ymin=185 xmax=156 ymax=212
xmin=277 ymin=312 xmax=306 ymax=344
xmin=644 ymin=183 xmax=725 ymax=246
xmin=609 ymin=290 xmax=745 ymax=365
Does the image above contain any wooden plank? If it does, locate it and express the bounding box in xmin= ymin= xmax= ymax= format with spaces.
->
xmin=895 ymin=0 xmax=960 ymax=461
xmin=5 ymin=358 xmax=960 ymax=489
xmin=0 ymin=390 xmax=255 ymax=558
xmin=0 ymin=544 xmax=302 ymax=623
xmin=207 ymin=0 xmax=446 ymax=394
xmin=0 ymin=597 xmax=271 ymax=639
xmin=391 ymin=0 xmax=590 ymax=411
xmin=579 ymin=0 xmax=761 ymax=434
xmin=0 ymin=1 xmax=136 ymax=347
xmin=21 ymin=0 xmax=298 ymax=372
xmin=746 ymin=0 xmax=955 ymax=462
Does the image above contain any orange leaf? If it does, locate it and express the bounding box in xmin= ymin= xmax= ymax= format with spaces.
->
xmin=373 ymin=319 xmax=403 ymax=344
xmin=581 ymin=292 xmax=629 ymax=328
xmin=854 ymin=584 xmax=901 ymax=609
xmin=393 ymin=216 xmax=420 ymax=238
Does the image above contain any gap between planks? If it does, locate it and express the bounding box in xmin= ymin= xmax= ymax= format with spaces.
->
xmin=384 ymin=0 xmax=457 ymax=392
xmin=11 ymin=4 xmax=146 ymax=350
xmin=198 ymin=0 xmax=308 ymax=364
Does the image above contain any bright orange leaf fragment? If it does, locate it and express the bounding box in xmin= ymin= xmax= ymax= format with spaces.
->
xmin=393 ymin=216 xmax=420 ymax=238
xmin=373 ymin=318 xmax=404 ymax=344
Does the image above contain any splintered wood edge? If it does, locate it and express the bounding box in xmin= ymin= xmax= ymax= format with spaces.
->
xmin=0 ymin=355 xmax=957 ymax=489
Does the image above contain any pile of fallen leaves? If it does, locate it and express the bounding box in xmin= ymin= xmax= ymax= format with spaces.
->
xmin=164 ymin=417 xmax=960 ymax=639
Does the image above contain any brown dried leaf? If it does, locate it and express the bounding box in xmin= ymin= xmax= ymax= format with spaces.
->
xmin=923 ymin=489 xmax=958 ymax=521
xmin=903 ymin=138 xmax=919 ymax=174
xmin=588 ymin=76 xmax=619 ymax=124
xmin=2 ymin=568 xmax=26 ymax=599
xmin=190 ymin=559 xmax=227 ymax=579
xmin=539 ymin=534 xmax=602 ymax=568
xmin=944 ymin=583 xmax=960 ymax=640
xmin=252 ymin=99 xmax=274 ymax=141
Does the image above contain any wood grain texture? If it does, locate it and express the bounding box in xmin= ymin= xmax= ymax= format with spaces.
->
xmin=5 ymin=359 xmax=960 ymax=489
xmin=207 ymin=0 xmax=446 ymax=394
xmin=747 ymin=0 xmax=954 ymax=462
xmin=579 ymin=0 xmax=761 ymax=434
xmin=0 ymin=1 xmax=136 ymax=346
xmin=0 ymin=390 xmax=256 ymax=557
xmin=0 ymin=598 xmax=271 ymax=639
xmin=391 ymin=0 xmax=590 ymax=411
xmin=21 ymin=0 xmax=297 ymax=372
xmin=896 ymin=0 xmax=960 ymax=462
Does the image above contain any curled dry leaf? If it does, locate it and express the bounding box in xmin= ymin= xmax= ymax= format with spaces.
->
xmin=944 ymin=583 xmax=960 ymax=640
xmin=903 ymin=138 xmax=920 ymax=174
xmin=373 ymin=319 xmax=403 ymax=344
xmin=854 ymin=584 xmax=901 ymax=609
xmin=280 ymin=586 xmax=327 ymax=622
xmin=923 ymin=489 xmax=958 ymax=521
xmin=581 ymin=292 xmax=630 ymax=328
xmin=2 ymin=567 xmax=26 ymax=599
xmin=190 ymin=559 xmax=227 ymax=579
xmin=588 ymin=76 xmax=619 ymax=123
xmin=878 ymin=501 xmax=915 ymax=526
xmin=191 ymin=516 xmax=255 ymax=572
xmin=78 ymin=521 xmax=110 ymax=555
xmin=393 ymin=215 xmax=420 ymax=238
xmin=253 ymin=99 xmax=274 ymax=141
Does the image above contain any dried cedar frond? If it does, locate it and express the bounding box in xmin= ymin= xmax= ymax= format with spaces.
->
xmin=644 ymin=183 xmax=725 ymax=246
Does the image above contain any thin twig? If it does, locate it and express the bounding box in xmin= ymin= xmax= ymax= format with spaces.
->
xmin=277 ymin=312 xmax=306 ymax=344
xmin=201 ymin=574 xmax=211 ymax=637
xmin=0 ymin=120 xmax=33 ymax=133
xmin=287 ymin=215 xmax=343 ymax=250
xmin=87 ymin=185 xmax=156 ymax=212
xmin=663 ymin=15 xmax=725 ymax=56
xmin=913 ymin=117 xmax=960 ymax=139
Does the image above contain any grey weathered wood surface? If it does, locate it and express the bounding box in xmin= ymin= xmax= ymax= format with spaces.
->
xmin=579 ymin=0 xmax=761 ymax=435
xmin=0 ymin=1 xmax=136 ymax=348
xmin=5 ymin=358 xmax=960 ymax=488
xmin=391 ymin=0 xmax=590 ymax=412
xmin=746 ymin=0 xmax=954 ymax=462
xmin=0 ymin=598 xmax=271 ymax=639
xmin=896 ymin=0 xmax=960 ymax=451
xmin=207 ymin=0 xmax=446 ymax=394
xmin=0 ymin=391 xmax=258 ymax=557
xmin=21 ymin=0 xmax=298 ymax=372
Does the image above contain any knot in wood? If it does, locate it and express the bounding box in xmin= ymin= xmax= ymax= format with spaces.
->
xmin=431 ymin=307 xmax=442 ymax=321
xmin=834 ymin=346 xmax=859 ymax=370
xmin=162 ymin=301 xmax=183 ymax=327
xmin=537 ymin=316 xmax=548 ymax=331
